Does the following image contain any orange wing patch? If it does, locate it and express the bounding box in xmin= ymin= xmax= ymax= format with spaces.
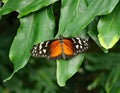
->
xmin=49 ymin=40 xmax=61 ymax=58
xmin=62 ymin=39 xmax=74 ymax=56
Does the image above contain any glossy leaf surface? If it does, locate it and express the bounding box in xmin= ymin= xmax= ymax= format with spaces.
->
xmin=98 ymin=3 xmax=120 ymax=49
xmin=4 ymin=7 xmax=55 ymax=81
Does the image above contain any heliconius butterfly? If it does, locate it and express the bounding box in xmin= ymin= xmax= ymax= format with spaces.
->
xmin=31 ymin=36 xmax=89 ymax=60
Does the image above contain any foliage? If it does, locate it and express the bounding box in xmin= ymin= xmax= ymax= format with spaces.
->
xmin=0 ymin=0 xmax=120 ymax=93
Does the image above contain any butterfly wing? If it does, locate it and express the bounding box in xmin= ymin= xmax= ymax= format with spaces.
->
xmin=31 ymin=37 xmax=89 ymax=60
xmin=48 ymin=40 xmax=62 ymax=59
xmin=62 ymin=38 xmax=74 ymax=59
xmin=31 ymin=39 xmax=62 ymax=59
xmin=70 ymin=37 xmax=89 ymax=55
xmin=31 ymin=41 xmax=50 ymax=58
xmin=61 ymin=37 xmax=89 ymax=59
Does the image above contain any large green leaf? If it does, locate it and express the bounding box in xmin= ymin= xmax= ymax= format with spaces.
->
xmin=63 ymin=0 xmax=119 ymax=36
xmin=32 ymin=7 xmax=55 ymax=44
xmin=0 ymin=0 xmax=34 ymax=16
xmin=4 ymin=7 xmax=55 ymax=81
xmin=56 ymin=0 xmax=87 ymax=37
xmin=4 ymin=15 xmax=35 ymax=82
xmin=18 ymin=0 xmax=58 ymax=18
xmin=57 ymin=54 xmax=84 ymax=86
xmin=56 ymin=0 xmax=88 ymax=86
xmin=98 ymin=3 xmax=120 ymax=49
xmin=0 ymin=0 xmax=58 ymax=18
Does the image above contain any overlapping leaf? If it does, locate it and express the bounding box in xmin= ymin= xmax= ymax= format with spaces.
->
xmin=4 ymin=7 xmax=55 ymax=81
xmin=98 ymin=3 xmax=120 ymax=49
xmin=56 ymin=0 xmax=88 ymax=86
xmin=0 ymin=0 xmax=58 ymax=17
xmin=1 ymin=0 xmax=120 ymax=88
xmin=57 ymin=55 xmax=84 ymax=86
xmin=56 ymin=0 xmax=119 ymax=86
xmin=63 ymin=0 xmax=119 ymax=36
xmin=88 ymin=19 xmax=108 ymax=53
xmin=0 ymin=0 xmax=34 ymax=15
xmin=56 ymin=0 xmax=87 ymax=37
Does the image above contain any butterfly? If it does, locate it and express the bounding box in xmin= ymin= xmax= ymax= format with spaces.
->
xmin=31 ymin=36 xmax=89 ymax=60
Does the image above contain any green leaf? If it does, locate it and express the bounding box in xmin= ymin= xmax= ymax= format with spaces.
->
xmin=0 ymin=0 xmax=58 ymax=18
xmin=85 ymin=53 xmax=120 ymax=71
xmin=56 ymin=0 xmax=87 ymax=86
xmin=4 ymin=15 xmax=35 ymax=82
xmin=57 ymin=54 xmax=84 ymax=86
xmin=98 ymin=3 xmax=120 ymax=49
xmin=18 ymin=0 xmax=58 ymax=18
xmin=56 ymin=0 xmax=87 ymax=37
xmin=88 ymin=18 xmax=108 ymax=53
xmin=63 ymin=0 xmax=119 ymax=36
xmin=105 ymin=64 xmax=120 ymax=93
xmin=4 ymin=7 xmax=55 ymax=81
xmin=0 ymin=0 xmax=34 ymax=16
xmin=87 ymin=73 xmax=107 ymax=91
xmin=32 ymin=7 xmax=55 ymax=44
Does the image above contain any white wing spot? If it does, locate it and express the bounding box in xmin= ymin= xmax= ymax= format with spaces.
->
xmin=35 ymin=54 xmax=38 ymax=56
xmin=72 ymin=38 xmax=76 ymax=43
xmin=34 ymin=46 xmax=37 ymax=49
xmin=41 ymin=55 xmax=45 ymax=57
xmin=83 ymin=40 xmax=86 ymax=43
xmin=34 ymin=50 xmax=37 ymax=53
xmin=75 ymin=45 xmax=79 ymax=49
xmin=80 ymin=45 xmax=82 ymax=48
xmin=84 ymin=43 xmax=88 ymax=46
xmin=43 ymin=49 xmax=47 ymax=53
xmin=33 ymin=54 xmax=35 ymax=56
xmin=45 ymin=41 xmax=49 ymax=47
xmin=76 ymin=38 xmax=81 ymax=44
xmin=39 ymin=51 xmax=42 ymax=54
xmin=39 ymin=44 xmax=42 ymax=50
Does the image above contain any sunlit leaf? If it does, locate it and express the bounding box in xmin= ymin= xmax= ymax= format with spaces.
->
xmin=63 ymin=0 xmax=119 ymax=36
xmin=88 ymin=18 xmax=108 ymax=53
xmin=98 ymin=3 xmax=120 ymax=49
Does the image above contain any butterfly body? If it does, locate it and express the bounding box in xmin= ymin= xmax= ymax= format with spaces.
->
xmin=31 ymin=36 xmax=89 ymax=60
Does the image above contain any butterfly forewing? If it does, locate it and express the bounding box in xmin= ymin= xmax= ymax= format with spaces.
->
xmin=31 ymin=41 xmax=50 ymax=58
xmin=31 ymin=39 xmax=62 ymax=59
xmin=48 ymin=40 xmax=62 ymax=59
xmin=61 ymin=39 xmax=74 ymax=59
xmin=70 ymin=37 xmax=89 ymax=55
